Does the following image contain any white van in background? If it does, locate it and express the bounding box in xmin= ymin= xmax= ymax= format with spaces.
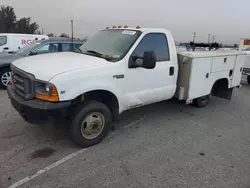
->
xmin=0 ymin=34 xmax=49 ymax=53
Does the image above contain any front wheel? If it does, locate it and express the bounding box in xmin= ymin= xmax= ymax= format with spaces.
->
xmin=70 ymin=101 xmax=112 ymax=148
xmin=193 ymin=95 xmax=211 ymax=108
xmin=0 ymin=68 xmax=11 ymax=89
xmin=247 ymin=76 xmax=250 ymax=84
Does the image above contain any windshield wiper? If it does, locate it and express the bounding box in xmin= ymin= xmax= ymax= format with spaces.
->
xmin=85 ymin=50 xmax=113 ymax=61
xmin=86 ymin=50 xmax=103 ymax=57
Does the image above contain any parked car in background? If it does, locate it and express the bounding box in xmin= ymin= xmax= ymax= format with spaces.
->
xmin=243 ymin=46 xmax=250 ymax=84
xmin=0 ymin=39 xmax=83 ymax=88
xmin=0 ymin=33 xmax=49 ymax=53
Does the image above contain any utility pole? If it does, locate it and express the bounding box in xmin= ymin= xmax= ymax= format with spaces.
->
xmin=212 ymin=36 xmax=215 ymax=43
xmin=211 ymin=36 xmax=215 ymax=50
xmin=192 ymin=32 xmax=196 ymax=51
xmin=208 ymin=34 xmax=211 ymax=44
xmin=208 ymin=33 xmax=212 ymax=51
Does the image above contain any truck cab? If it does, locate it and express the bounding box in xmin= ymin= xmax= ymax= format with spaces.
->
xmin=7 ymin=27 xmax=178 ymax=147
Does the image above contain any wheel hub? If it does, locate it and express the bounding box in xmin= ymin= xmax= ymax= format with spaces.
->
xmin=1 ymin=72 xmax=12 ymax=86
xmin=81 ymin=112 xmax=105 ymax=139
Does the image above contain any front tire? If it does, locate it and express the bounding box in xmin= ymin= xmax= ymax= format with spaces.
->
xmin=0 ymin=68 xmax=11 ymax=89
xmin=247 ymin=76 xmax=250 ymax=84
xmin=193 ymin=95 xmax=211 ymax=108
xmin=70 ymin=101 xmax=112 ymax=148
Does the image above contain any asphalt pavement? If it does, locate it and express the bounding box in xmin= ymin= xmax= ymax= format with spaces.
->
xmin=1 ymin=79 xmax=250 ymax=188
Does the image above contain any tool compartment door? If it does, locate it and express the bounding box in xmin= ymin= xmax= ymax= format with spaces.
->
xmin=231 ymin=54 xmax=245 ymax=87
xmin=187 ymin=58 xmax=213 ymax=99
xmin=211 ymin=56 xmax=236 ymax=73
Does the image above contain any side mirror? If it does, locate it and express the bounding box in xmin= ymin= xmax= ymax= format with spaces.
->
xmin=142 ymin=51 xmax=156 ymax=69
xmin=129 ymin=51 xmax=156 ymax=69
xmin=29 ymin=51 xmax=37 ymax=56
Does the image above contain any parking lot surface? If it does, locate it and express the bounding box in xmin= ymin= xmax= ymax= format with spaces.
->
xmin=1 ymin=79 xmax=250 ymax=188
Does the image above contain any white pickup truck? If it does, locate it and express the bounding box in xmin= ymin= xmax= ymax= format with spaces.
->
xmin=7 ymin=27 xmax=246 ymax=148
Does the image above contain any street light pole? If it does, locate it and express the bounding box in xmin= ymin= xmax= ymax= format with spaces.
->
xmin=71 ymin=20 xmax=74 ymax=51
xmin=71 ymin=20 xmax=74 ymax=39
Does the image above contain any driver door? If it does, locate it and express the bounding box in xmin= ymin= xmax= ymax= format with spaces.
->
xmin=124 ymin=33 xmax=177 ymax=109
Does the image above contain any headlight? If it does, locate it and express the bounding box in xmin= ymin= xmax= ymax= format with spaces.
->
xmin=35 ymin=81 xmax=59 ymax=102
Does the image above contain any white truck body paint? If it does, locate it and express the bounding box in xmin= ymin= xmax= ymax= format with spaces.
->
xmin=176 ymin=51 xmax=246 ymax=100
xmin=11 ymin=28 xmax=246 ymax=114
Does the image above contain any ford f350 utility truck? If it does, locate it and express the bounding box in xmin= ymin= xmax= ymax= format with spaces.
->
xmin=7 ymin=27 xmax=246 ymax=148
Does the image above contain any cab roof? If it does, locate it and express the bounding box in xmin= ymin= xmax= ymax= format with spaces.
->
xmin=0 ymin=33 xmax=48 ymax=37
xmin=106 ymin=27 xmax=170 ymax=33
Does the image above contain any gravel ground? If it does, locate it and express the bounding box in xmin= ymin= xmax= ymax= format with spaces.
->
xmin=0 ymin=79 xmax=250 ymax=188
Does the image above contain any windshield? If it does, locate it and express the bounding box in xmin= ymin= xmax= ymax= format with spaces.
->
xmin=80 ymin=29 xmax=141 ymax=61
xmin=16 ymin=42 xmax=41 ymax=55
xmin=0 ymin=36 xmax=7 ymax=46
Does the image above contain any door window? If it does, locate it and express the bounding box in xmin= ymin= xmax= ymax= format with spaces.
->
xmin=0 ymin=36 xmax=7 ymax=46
xmin=35 ymin=43 xmax=59 ymax=54
xmin=61 ymin=43 xmax=83 ymax=52
xmin=61 ymin=43 xmax=71 ymax=52
xmin=133 ymin=33 xmax=170 ymax=61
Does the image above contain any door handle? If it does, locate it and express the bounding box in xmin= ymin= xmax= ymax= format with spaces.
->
xmin=3 ymin=47 xmax=9 ymax=50
xmin=169 ymin=67 xmax=174 ymax=76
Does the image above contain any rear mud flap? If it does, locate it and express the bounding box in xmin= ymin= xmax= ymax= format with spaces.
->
xmin=213 ymin=88 xmax=233 ymax=100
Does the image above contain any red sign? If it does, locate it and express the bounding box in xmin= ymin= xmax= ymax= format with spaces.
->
xmin=243 ymin=40 xmax=250 ymax=45
xmin=21 ymin=39 xmax=35 ymax=45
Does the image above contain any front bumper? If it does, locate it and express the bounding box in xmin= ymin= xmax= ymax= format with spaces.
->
xmin=7 ymin=85 xmax=72 ymax=124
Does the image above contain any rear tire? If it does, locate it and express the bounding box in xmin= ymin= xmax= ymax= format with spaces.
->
xmin=70 ymin=101 xmax=112 ymax=148
xmin=193 ymin=95 xmax=211 ymax=108
xmin=247 ymin=76 xmax=250 ymax=84
xmin=0 ymin=68 xmax=11 ymax=89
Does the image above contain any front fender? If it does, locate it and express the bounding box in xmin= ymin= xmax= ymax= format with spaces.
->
xmin=50 ymin=73 xmax=126 ymax=112
xmin=0 ymin=63 xmax=10 ymax=69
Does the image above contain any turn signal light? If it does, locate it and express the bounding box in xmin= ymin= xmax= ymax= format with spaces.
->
xmin=35 ymin=85 xmax=59 ymax=102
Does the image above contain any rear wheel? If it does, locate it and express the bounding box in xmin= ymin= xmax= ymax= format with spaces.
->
xmin=0 ymin=68 xmax=11 ymax=89
xmin=193 ymin=95 xmax=211 ymax=108
xmin=247 ymin=76 xmax=250 ymax=84
xmin=70 ymin=101 xmax=112 ymax=148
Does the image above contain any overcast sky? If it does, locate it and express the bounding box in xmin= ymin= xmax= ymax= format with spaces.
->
xmin=1 ymin=0 xmax=249 ymax=44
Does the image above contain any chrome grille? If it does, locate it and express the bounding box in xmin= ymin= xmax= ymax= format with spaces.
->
xmin=13 ymin=74 xmax=25 ymax=98
xmin=11 ymin=65 xmax=35 ymax=100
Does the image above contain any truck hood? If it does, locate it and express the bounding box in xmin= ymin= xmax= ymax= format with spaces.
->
xmin=12 ymin=52 xmax=109 ymax=81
